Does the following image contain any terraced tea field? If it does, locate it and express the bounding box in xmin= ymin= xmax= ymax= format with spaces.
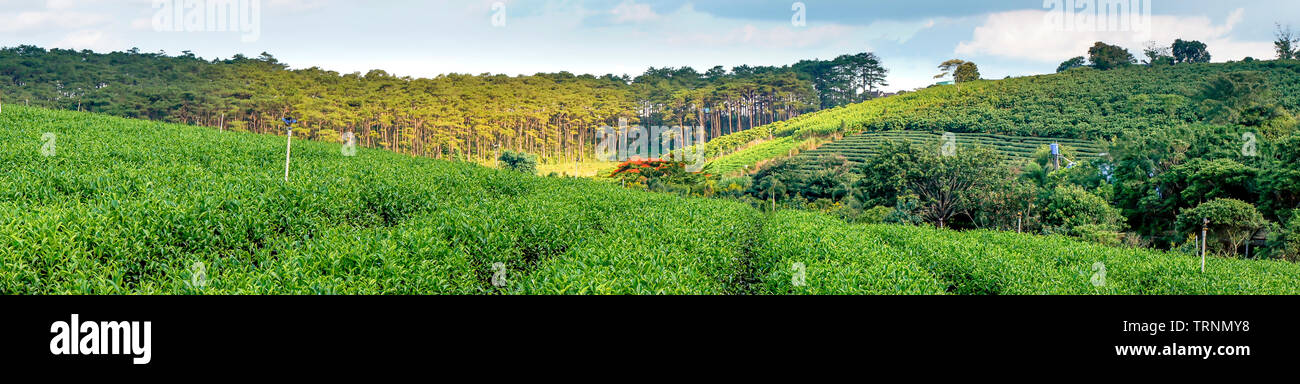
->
xmin=3 ymin=106 xmax=1299 ymax=295
xmin=704 ymin=60 xmax=1300 ymax=176
xmin=786 ymin=131 xmax=1107 ymax=172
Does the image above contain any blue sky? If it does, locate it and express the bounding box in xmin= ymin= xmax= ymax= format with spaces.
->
xmin=2 ymin=0 xmax=1298 ymax=91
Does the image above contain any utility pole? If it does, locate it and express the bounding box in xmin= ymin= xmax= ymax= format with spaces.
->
xmin=1051 ymin=143 xmax=1061 ymax=170
xmin=282 ymin=117 xmax=298 ymax=182
xmin=1201 ymin=218 xmax=1209 ymax=273
xmin=1245 ymin=227 xmax=1256 ymax=259
xmin=219 ymin=113 xmax=225 ymax=132
xmin=1017 ymin=212 xmax=1023 ymax=234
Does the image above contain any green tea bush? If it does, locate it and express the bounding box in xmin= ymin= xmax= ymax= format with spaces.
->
xmin=4 ymin=105 xmax=1300 ymax=295
xmin=706 ymin=60 xmax=1300 ymax=175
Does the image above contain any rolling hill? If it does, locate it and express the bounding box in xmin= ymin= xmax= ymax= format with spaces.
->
xmin=3 ymin=105 xmax=1299 ymax=294
xmin=785 ymin=131 xmax=1108 ymax=174
xmin=705 ymin=60 xmax=1300 ymax=174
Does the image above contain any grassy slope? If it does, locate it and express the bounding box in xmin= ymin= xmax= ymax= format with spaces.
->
xmin=3 ymin=105 xmax=1299 ymax=294
xmin=784 ymin=131 xmax=1109 ymax=174
xmin=706 ymin=60 xmax=1300 ymax=174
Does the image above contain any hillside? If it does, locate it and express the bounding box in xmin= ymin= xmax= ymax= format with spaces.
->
xmin=706 ymin=60 xmax=1300 ymax=174
xmin=3 ymin=106 xmax=1299 ymax=294
xmin=0 ymin=46 xmax=897 ymax=165
xmin=787 ymin=131 xmax=1107 ymax=175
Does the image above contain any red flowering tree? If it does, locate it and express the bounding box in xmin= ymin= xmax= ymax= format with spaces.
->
xmin=607 ymin=157 xmax=707 ymax=189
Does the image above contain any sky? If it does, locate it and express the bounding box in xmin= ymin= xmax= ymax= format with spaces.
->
xmin=2 ymin=0 xmax=1298 ymax=91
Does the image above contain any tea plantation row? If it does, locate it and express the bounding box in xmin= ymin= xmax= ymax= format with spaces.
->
xmin=780 ymin=131 xmax=1107 ymax=174
xmin=3 ymin=106 xmax=1298 ymax=294
xmin=705 ymin=60 xmax=1300 ymax=174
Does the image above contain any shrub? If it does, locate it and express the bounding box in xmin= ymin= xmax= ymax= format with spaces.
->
xmin=1177 ymin=198 xmax=1269 ymax=257
xmin=1274 ymin=215 xmax=1300 ymax=262
xmin=7 ymin=105 xmax=1300 ymax=295
xmin=1043 ymin=185 xmax=1125 ymax=236
xmin=1075 ymin=224 xmax=1122 ymax=247
xmin=859 ymin=206 xmax=894 ymax=224
xmin=499 ymin=150 xmax=538 ymax=175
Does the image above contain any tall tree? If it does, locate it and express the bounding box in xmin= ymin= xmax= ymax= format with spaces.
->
xmin=954 ymin=62 xmax=981 ymax=83
xmin=934 ymin=59 xmax=966 ymax=81
xmin=1277 ymin=24 xmax=1299 ymax=60
xmin=1056 ymin=56 xmax=1087 ymax=73
xmin=0 ymin=45 xmax=843 ymax=164
xmin=1142 ymin=41 xmax=1174 ymax=66
xmin=1172 ymin=39 xmax=1211 ymax=64
xmin=1088 ymin=42 xmax=1136 ymax=70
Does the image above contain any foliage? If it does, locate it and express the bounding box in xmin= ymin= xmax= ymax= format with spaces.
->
xmin=607 ymin=158 xmax=705 ymax=191
xmin=1172 ymin=39 xmax=1212 ymax=64
xmin=1280 ymin=215 xmax=1300 ymax=261
xmin=701 ymin=59 xmax=1300 ymax=258
xmin=1159 ymin=158 xmax=1257 ymax=206
xmin=1142 ymin=42 xmax=1174 ymax=66
xmin=856 ymin=141 xmax=1007 ymax=228
xmin=1057 ymin=56 xmax=1087 ymax=73
xmin=857 ymin=206 xmax=894 ymax=224
xmin=0 ymin=106 xmax=766 ymax=294
xmin=1192 ymin=71 xmax=1284 ymax=126
xmin=1111 ymin=124 xmax=1272 ymax=243
xmin=1177 ymin=199 xmax=1268 ymax=257
xmin=1043 ymin=185 xmax=1125 ymax=236
xmin=753 ymin=211 xmax=946 ymax=295
xmin=954 ymin=62 xmax=981 ymax=83
xmin=795 ymin=131 xmax=1106 ymax=172
xmin=791 ymin=52 xmax=890 ymax=108
xmin=1277 ymin=24 xmax=1299 ymax=60
xmin=5 ymin=104 xmax=1297 ymax=294
xmin=1259 ymin=132 xmax=1300 ymax=218
xmin=935 ymin=59 xmax=979 ymax=83
xmin=0 ymin=45 xmax=864 ymax=164
xmin=869 ymin=224 xmax=1300 ymax=294
xmin=498 ymin=150 xmax=538 ymax=175
xmin=710 ymin=60 xmax=1300 ymax=150
xmin=1088 ymin=42 xmax=1136 ymax=70
xmin=704 ymin=135 xmax=806 ymax=175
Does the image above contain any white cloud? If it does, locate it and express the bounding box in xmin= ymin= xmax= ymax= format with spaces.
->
xmin=45 ymin=0 xmax=83 ymax=10
xmin=0 ymin=10 xmax=108 ymax=33
xmin=956 ymin=8 xmax=1273 ymax=63
xmin=657 ymin=8 xmax=936 ymax=50
xmin=610 ymin=0 xmax=657 ymax=23
xmin=666 ymin=23 xmax=857 ymax=49
xmin=267 ymin=0 xmax=328 ymax=12
xmin=52 ymin=29 xmax=119 ymax=51
xmin=129 ymin=17 xmax=152 ymax=30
